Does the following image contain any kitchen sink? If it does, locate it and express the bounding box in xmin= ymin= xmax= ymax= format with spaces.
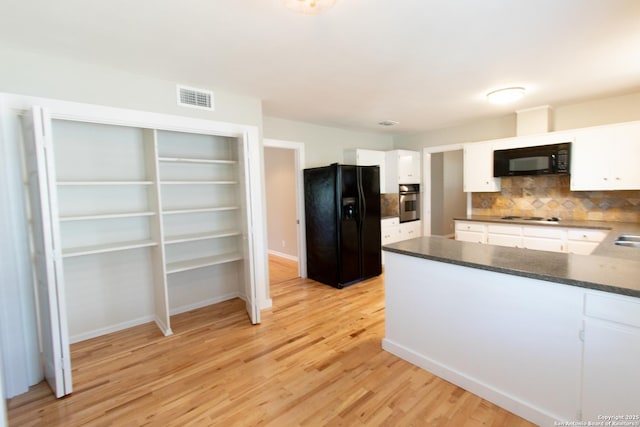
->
xmin=614 ymin=234 xmax=640 ymax=248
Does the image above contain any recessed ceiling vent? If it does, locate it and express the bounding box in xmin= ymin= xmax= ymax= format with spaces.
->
xmin=177 ymin=85 xmax=214 ymax=111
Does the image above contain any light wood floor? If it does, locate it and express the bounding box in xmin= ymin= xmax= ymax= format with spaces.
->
xmin=8 ymin=256 xmax=535 ymax=426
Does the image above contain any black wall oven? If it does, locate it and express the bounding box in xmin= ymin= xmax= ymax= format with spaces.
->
xmin=493 ymin=143 xmax=571 ymax=177
xmin=399 ymin=184 xmax=420 ymax=223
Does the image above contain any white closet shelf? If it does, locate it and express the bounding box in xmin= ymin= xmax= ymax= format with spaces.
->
xmin=59 ymin=211 xmax=156 ymax=222
xmin=57 ymin=181 xmax=154 ymax=186
xmin=62 ymin=239 xmax=158 ymax=258
xmin=162 ymin=206 xmax=239 ymax=215
xmin=164 ymin=230 xmax=241 ymax=245
xmin=160 ymin=180 xmax=238 ymax=185
xmin=166 ymin=252 xmax=243 ymax=274
xmin=158 ymin=157 xmax=237 ymax=165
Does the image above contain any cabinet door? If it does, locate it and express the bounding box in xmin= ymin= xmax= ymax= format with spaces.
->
xmin=237 ymin=135 xmax=260 ymax=324
xmin=463 ymin=143 xmax=501 ymax=192
xmin=398 ymin=151 xmax=420 ymax=184
xmin=571 ymin=122 xmax=640 ymax=191
xmin=571 ymin=127 xmax=614 ymax=191
xmin=22 ymin=106 xmax=73 ymax=397
xmin=455 ymin=230 xmax=486 ymax=244
xmin=455 ymin=221 xmax=486 ymax=243
xmin=582 ymin=319 xmax=640 ymax=420
xmin=613 ymin=122 xmax=640 ymax=189
xmin=398 ymin=220 xmax=421 ymax=240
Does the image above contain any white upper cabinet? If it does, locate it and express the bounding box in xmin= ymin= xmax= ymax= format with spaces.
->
xmin=463 ymin=142 xmax=501 ymax=192
xmin=386 ymin=149 xmax=420 ymax=191
xmin=344 ymin=149 xmax=386 ymax=193
xmin=571 ymin=121 xmax=640 ymax=191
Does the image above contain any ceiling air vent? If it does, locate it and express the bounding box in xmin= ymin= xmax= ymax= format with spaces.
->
xmin=177 ymin=85 xmax=214 ymax=111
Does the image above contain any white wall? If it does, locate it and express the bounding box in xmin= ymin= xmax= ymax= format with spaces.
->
xmin=394 ymin=114 xmax=516 ymax=150
xmin=264 ymin=147 xmax=298 ymax=259
xmin=263 ymin=116 xmax=394 ymax=168
xmin=0 ymin=45 xmax=263 ymax=127
xmin=394 ymin=90 xmax=640 ymax=150
xmin=553 ymin=91 xmax=640 ymax=131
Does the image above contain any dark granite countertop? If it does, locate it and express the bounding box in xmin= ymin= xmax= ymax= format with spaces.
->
xmin=383 ymin=236 xmax=640 ymax=298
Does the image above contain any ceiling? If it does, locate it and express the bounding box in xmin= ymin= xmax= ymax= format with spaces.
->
xmin=1 ymin=0 xmax=640 ymax=134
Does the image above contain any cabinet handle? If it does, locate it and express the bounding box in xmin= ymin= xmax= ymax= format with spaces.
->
xmin=615 ymin=177 xmax=621 ymax=180
xmin=604 ymin=177 xmax=608 ymax=181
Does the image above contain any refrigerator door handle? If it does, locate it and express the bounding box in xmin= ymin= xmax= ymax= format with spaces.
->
xmin=357 ymin=168 xmax=366 ymax=224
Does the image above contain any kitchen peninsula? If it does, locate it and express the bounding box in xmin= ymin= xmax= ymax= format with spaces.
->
xmin=382 ymin=227 xmax=640 ymax=426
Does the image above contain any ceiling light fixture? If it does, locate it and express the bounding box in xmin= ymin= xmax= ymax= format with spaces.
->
xmin=283 ymin=0 xmax=337 ymax=15
xmin=378 ymin=120 xmax=399 ymax=127
xmin=486 ymin=87 xmax=526 ymax=104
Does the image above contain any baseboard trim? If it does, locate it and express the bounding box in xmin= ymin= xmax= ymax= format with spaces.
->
xmin=169 ymin=292 xmax=241 ymax=316
xmin=268 ymin=250 xmax=298 ymax=262
xmin=381 ymin=338 xmax=556 ymax=427
xmin=70 ymin=315 xmax=156 ymax=344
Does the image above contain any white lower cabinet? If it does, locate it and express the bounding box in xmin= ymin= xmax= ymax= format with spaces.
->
xmin=582 ymin=293 xmax=640 ymax=421
xmin=381 ymin=217 xmax=401 ymax=245
xmin=455 ymin=221 xmax=608 ymax=255
xmin=454 ymin=221 xmax=487 ymax=244
xmin=381 ymin=218 xmax=421 ymax=264
xmin=522 ymin=226 xmax=566 ymax=252
xmin=398 ymin=220 xmax=421 ymax=240
xmin=567 ymin=229 xmax=608 ymax=255
xmin=487 ymin=224 xmax=522 ymax=248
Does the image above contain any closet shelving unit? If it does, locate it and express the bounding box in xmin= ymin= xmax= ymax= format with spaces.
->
xmin=17 ymin=99 xmax=263 ymax=398
xmin=30 ymin=116 xmax=257 ymax=345
xmin=156 ymin=130 xmax=245 ymax=283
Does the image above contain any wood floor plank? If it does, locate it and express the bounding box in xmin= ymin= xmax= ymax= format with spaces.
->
xmin=7 ymin=255 xmax=536 ymax=426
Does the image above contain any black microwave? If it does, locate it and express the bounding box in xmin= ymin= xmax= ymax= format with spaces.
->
xmin=493 ymin=143 xmax=571 ymax=177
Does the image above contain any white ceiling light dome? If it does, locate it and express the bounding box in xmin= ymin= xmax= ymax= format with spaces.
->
xmin=283 ymin=0 xmax=338 ymax=15
xmin=486 ymin=87 xmax=526 ymax=104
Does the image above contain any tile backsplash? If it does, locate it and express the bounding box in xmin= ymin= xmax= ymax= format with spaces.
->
xmin=472 ymin=176 xmax=640 ymax=222
xmin=381 ymin=193 xmax=399 ymax=217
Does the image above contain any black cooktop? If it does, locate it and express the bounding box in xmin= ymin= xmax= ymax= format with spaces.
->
xmin=501 ymin=216 xmax=560 ymax=222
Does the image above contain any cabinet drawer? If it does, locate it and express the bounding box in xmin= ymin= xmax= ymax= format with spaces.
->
xmin=455 ymin=230 xmax=486 ymax=244
xmin=487 ymin=224 xmax=522 ymax=236
xmin=487 ymin=234 xmax=521 ymax=247
xmin=567 ymin=228 xmax=608 ymax=242
xmin=567 ymin=241 xmax=599 ymax=255
xmin=381 ymin=217 xmax=399 ymax=228
xmin=455 ymin=221 xmax=485 ymax=233
xmin=523 ymin=226 xmax=564 ymax=239
xmin=585 ymin=293 xmax=640 ymax=328
xmin=522 ymin=237 xmax=564 ymax=252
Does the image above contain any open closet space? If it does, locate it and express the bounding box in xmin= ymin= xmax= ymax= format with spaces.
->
xmin=9 ymin=96 xmax=266 ymax=398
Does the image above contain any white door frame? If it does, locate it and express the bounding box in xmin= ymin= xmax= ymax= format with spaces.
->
xmin=422 ymin=143 xmax=465 ymax=236
xmin=263 ymin=138 xmax=307 ymax=278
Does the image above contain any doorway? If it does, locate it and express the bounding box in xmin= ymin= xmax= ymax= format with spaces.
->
xmin=422 ymin=145 xmax=467 ymax=237
xmin=263 ymin=139 xmax=306 ymax=283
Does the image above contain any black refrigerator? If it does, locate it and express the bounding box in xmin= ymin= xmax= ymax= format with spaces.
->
xmin=304 ymin=164 xmax=382 ymax=288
